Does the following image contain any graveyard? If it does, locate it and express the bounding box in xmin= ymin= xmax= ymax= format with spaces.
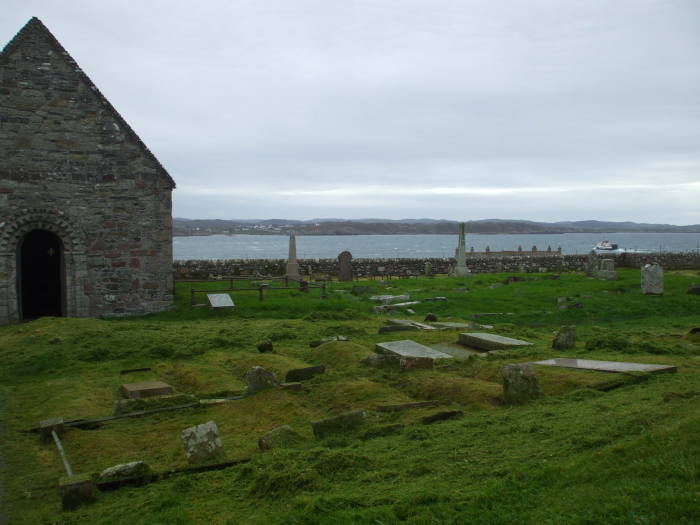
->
xmin=1 ymin=268 xmax=700 ymax=524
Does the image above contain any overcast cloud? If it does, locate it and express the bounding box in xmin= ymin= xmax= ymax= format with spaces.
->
xmin=3 ymin=0 xmax=700 ymax=223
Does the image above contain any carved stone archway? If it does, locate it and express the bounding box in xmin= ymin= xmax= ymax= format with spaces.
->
xmin=0 ymin=208 xmax=88 ymax=323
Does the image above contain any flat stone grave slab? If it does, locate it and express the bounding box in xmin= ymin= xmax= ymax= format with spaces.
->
xmin=458 ymin=332 xmax=533 ymax=351
xmin=531 ymin=358 xmax=677 ymax=374
xmin=376 ymin=340 xmax=453 ymax=360
xmin=121 ymin=381 xmax=174 ymax=399
xmin=207 ymin=293 xmax=235 ymax=308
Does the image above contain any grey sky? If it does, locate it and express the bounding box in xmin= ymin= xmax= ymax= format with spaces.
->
xmin=3 ymin=0 xmax=700 ymax=224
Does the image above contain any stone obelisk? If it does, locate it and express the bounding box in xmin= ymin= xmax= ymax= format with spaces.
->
xmin=450 ymin=222 xmax=471 ymax=277
xmin=286 ymin=231 xmax=300 ymax=281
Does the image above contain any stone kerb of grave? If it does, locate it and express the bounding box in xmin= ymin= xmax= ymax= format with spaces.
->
xmin=309 ymin=335 xmax=348 ymax=347
xmin=312 ymin=409 xmax=366 ymax=438
xmin=60 ymin=474 xmax=94 ymax=510
xmin=422 ymin=410 xmax=464 ymax=424
xmin=501 ymin=363 xmax=540 ymax=404
xmin=688 ymin=284 xmax=700 ymax=295
xmin=285 ymin=365 xmax=325 ymax=382
xmin=375 ymin=340 xmax=453 ymax=360
xmin=39 ymin=417 xmax=65 ymax=443
xmin=181 ymin=421 xmax=224 ymax=463
xmin=552 ymin=325 xmax=576 ymax=350
xmin=458 ymin=333 xmax=532 ymax=351
xmin=244 ymin=366 xmax=279 ymax=394
xmin=120 ymin=381 xmax=174 ymax=399
xmin=641 ymin=263 xmax=664 ymax=295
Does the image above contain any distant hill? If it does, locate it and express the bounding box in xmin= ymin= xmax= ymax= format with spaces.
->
xmin=173 ymin=218 xmax=700 ymax=236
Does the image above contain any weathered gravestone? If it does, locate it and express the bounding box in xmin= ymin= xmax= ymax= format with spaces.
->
xmin=206 ymin=293 xmax=234 ymax=308
xmin=585 ymin=250 xmax=597 ymax=277
xmin=180 ymin=421 xmax=224 ymax=462
xmin=256 ymin=340 xmax=274 ymax=353
xmin=501 ymin=364 xmax=540 ymax=404
xmin=596 ymin=259 xmax=617 ymax=280
xmin=424 ymin=261 xmax=432 ymax=276
xmin=258 ymin=425 xmax=303 ymax=450
xmin=286 ymin=231 xmax=301 ymax=280
xmin=98 ymin=461 xmax=151 ymax=484
xmin=244 ymin=366 xmax=279 ymax=394
xmin=552 ymin=325 xmax=576 ymax=350
xmin=338 ymin=251 xmax=353 ymax=281
xmin=450 ymin=222 xmax=471 ymax=277
xmin=641 ymin=263 xmax=664 ymax=295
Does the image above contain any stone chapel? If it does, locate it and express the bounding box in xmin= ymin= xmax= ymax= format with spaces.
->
xmin=0 ymin=18 xmax=175 ymax=323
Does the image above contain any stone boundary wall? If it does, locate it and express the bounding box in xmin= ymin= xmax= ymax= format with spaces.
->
xmin=173 ymin=253 xmax=699 ymax=280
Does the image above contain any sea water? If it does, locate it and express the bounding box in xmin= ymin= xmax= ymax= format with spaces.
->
xmin=174 ymin=232 xmax=700 ymax=260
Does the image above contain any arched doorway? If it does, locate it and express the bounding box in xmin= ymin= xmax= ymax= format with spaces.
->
xmin=19 ymin=229 xmax=64 ymax=320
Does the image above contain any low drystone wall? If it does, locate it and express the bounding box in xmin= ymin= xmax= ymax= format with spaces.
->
xmin=617 ymin=252 xmax=700 ymax=270
xmin=174 ymin=252 xmax=700 ymax=280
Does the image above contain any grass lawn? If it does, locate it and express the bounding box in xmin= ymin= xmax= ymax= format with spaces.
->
xmin=1 ymin=268 xmax=699 ymax=524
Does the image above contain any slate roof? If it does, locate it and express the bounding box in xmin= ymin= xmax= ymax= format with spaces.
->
xmin=1 ymin=17 xmax=176 ymax=189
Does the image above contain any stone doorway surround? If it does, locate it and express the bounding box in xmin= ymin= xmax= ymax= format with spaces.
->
xmin=0 ymin=208 xmax=88 ymax=324
xmin=19 ymin=229 xmax=64 ymax=319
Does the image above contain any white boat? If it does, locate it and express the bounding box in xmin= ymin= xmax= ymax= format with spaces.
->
xmin=594 ymin=240 xmax=619 ymax=251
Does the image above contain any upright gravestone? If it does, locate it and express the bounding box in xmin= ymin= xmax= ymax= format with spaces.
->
xmin=585 ymin=250 xmax=597 ymax=277
xmin=180 ymin=421 xmax=223 ymax=462
xmin=596 ymin=259 xmax=617 ymax=280
xmin=552 ymin=325 xmax=576 ymax=350
xmin=501 ymin=364 xmax=539 ymax=404
xmin=286 ymin=231 xmax=300 ymax=281
xmin=641 ymin=263 xmax=664 ymax=295
xmin=449 ymin=222 xmax=471 ymax=277
xmin=338 ymin=251 xmax=353 ymax=281
xmin=244 ymin=366 xmax=279 ymax=394
xmin=424 ymin=261 xmax=432 ymax=277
